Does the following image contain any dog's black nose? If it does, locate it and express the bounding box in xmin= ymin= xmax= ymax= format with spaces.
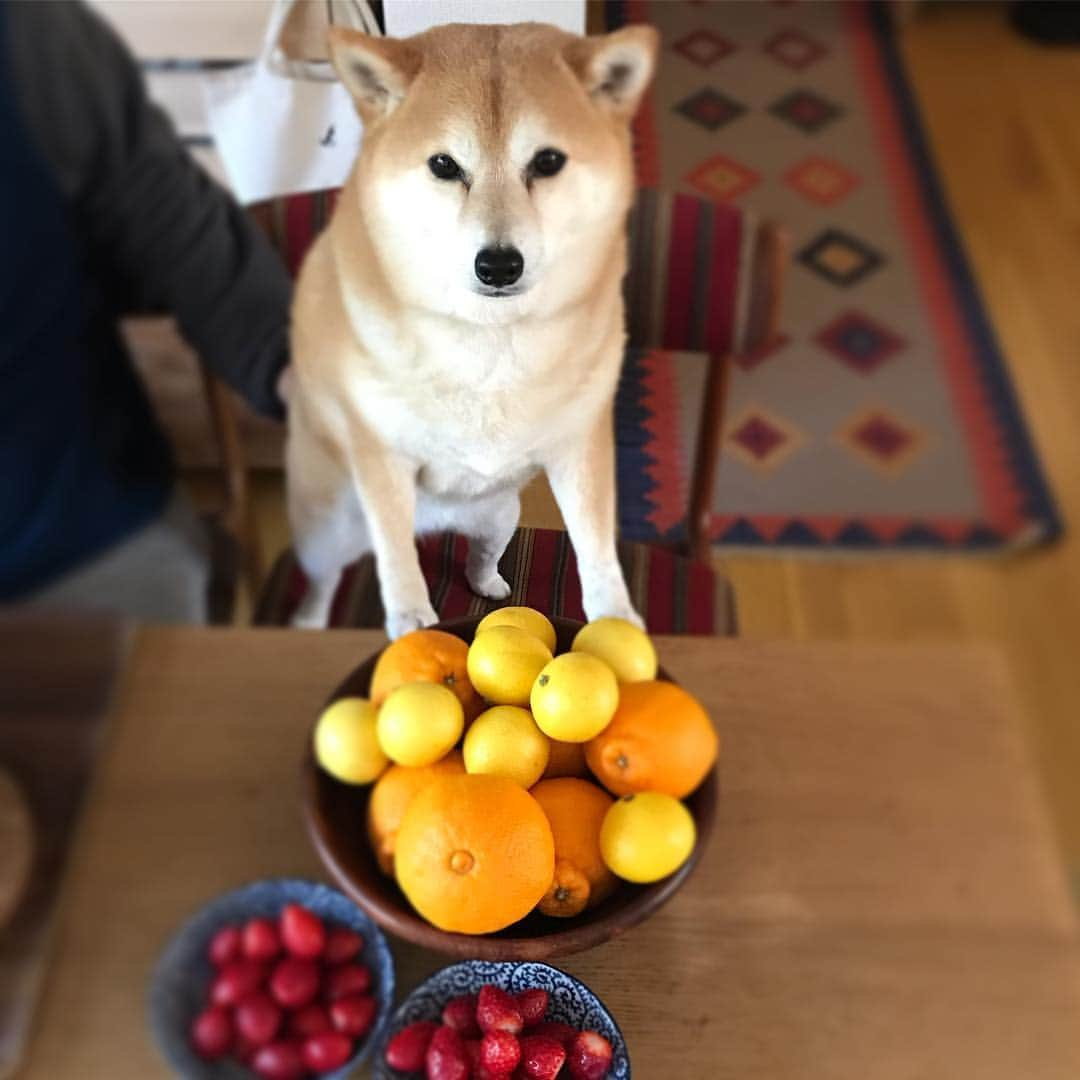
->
xmin=475 ymin=246 xmax=524 ymax=289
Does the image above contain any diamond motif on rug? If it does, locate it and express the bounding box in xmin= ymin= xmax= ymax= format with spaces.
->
xmin=784 ymin=156 xmax=860 ymax=206
xmin=763 ymin=28 xmax=827 ymax=71
xmin=835 ymin=407 xmax=929 ymax=476
xmin=672 ymin=28 xmax=737 ymax=68
xmin=674 ymin=88 xmax=746 ymax=132
xmin=735 ymin=332 xmax=792 ymax=372
xmin=768 ymin=88 xmax=844 ymax=134
xmin=798 ymin=228 xmax=884 ymax=287
xmin=685 ymin=154 xmax=761 ymax=202
xmin=726 ymin=406 xmax=807 ymax=473
xmin=815 ymin=312 xmax=905 ymax=374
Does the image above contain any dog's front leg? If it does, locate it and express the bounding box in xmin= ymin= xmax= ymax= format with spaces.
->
xmin=346 ymin=442 xmax=437 ymax=639
xmin=545 ymin=406 xmax=642 ymax=628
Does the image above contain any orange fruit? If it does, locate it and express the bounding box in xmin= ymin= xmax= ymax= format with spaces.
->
xmin=542 ymin=738 xmax=589 ymax=780
xmin=370 ymin=629 xmax=483 ymax=720
xmin=530 ymin=778 xmax=617 ymax=917
xmin=366 ymin=752 xmax=465 ymax=875
xmin=585 ymin=681 xmax=718 ymax=798
xmin=394 ymin=774 xmax=554 ymax=934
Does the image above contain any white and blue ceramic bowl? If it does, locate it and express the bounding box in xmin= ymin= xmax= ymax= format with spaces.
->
xmin=149 ymin=878 xmax=395 ymax=1079
xmin=374 ymin=961 xmax=629 ymax=1079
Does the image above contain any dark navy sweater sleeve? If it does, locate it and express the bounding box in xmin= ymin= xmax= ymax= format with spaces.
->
xmin=6 ymin=0 xmax=292 ymax=419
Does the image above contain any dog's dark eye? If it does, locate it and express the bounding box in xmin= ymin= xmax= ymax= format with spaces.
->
xmin=428 ymin=154 xmax=463 ymax=181
xmin=530 ymin=148 xmax=567 ymax=178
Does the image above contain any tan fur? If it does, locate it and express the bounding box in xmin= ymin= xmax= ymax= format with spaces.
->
xmin=287 ymin=22 xmax=658 ymax=637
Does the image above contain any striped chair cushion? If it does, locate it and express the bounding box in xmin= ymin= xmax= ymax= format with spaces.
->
xmin=254 ymin=527 xmax=735 ymax=635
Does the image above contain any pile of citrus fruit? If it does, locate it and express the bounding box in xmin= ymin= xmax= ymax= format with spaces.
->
xmin=313 ymin=609 xmax=719 ymax=936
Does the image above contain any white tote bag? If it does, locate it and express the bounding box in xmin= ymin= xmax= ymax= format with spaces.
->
xmin=202 ymin=0 xmax=378 ymax=205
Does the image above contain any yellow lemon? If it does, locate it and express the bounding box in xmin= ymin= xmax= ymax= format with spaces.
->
xmin=530 ymin=652 xmax=618 ymax=743
xmin=572 ymin=618 xmax=658 ymax=683
xmin=467 ymin=626 xmax=553 ymax=706
xmin=314 ymin=697 xmax=388 ymax=784
xmin=463 ymin=706 xmax=550 ymax=788
xmin=377 ymin=682 xmax=464 ymax=767
xmin=599 ymin=792 xmax=696 ymax=884
xmin=476 ymin=607 xmax=557 ymax=653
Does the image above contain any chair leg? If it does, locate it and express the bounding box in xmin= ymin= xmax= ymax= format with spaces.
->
xmin=687 ymin=352 xmax=732 ymax=562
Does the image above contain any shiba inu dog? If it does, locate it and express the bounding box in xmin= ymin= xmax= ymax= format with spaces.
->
xmin=287 ymin=20 xmax=658 ymax=638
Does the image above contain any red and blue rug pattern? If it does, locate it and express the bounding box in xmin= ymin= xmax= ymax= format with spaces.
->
xmin=609 ymin=0 xmax=1061 ymax=552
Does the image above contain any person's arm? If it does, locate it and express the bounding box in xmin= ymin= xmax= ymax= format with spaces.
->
xmin=6 ymin=0 xmax=291 ymax=419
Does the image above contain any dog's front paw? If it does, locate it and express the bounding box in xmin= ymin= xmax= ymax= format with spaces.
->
xmin=584 ymin=592 xmax=644 ymax=630
xmin=467 ymin=569 xmax=512 ymax=601
xmin=385 ymin=604 xmax=439 ymax=640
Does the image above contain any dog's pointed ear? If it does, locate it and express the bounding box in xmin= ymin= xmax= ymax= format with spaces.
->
xmin=564 ymin=25 xmax=659 ymax=120
xmin=329 ymin=28 xmax=421 ymax=122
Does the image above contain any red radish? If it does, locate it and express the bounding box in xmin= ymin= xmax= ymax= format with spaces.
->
xmin=480 ymin=1029 xmax=521 ymax=1074
xmin=279 ymin=903 xmax=326 ymax=959
xmin=441 ymin=993 xmax=480 ymax=1036
xmin=384 ymin=1020 xmax=439 ymax=1071
xmin=477 ymin=985 xmax=523 ymax=1035
xmin=288 ymin=1003 xmax=333 ymax=1039
xmin=234 ymin=1032 xmax=260 ymax=1065
xmin=567 ymin=1030 xmax=614 ymax=1080
xmin=251 ymin=1040 xmax=307 ymax=1080
xmin=515 ymin=989 xmax=549 ymax=1027
xmin=520 ymin=1034 xmax=568 ymax=1080
xmin=242 ymin=917 xmax=282 ymax=962
xmin=190 ymin=1006 xmax=233 ymax=1060
xmin=329 ymin=993 xmax=377 ymax=1039
xmin=235 ymin=992 xmax=282 ymax=1047
xmin=207 ymin=925 xmax=242 ymax=967
xmin=325 ymin=962 xmax=372 ymax=1000
xmin=269 ymin=957 xmax=320 ymax=1010
xmin=527 ymin=1021 xmax=577 ymax=1048
xmin=302 ymin=1031 xmax=354 ymax=1072
xmin=210 ymin=960 xmax=266 ymax=1008
xmin=323 ymin=927 xmax=364 ymax=965
xmin=425 ymin=1025 xmax=470 ymax=1080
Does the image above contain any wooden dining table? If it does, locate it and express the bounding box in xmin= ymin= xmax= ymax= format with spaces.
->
xmin=10 ymin=626 xmax=1080 ymax=1078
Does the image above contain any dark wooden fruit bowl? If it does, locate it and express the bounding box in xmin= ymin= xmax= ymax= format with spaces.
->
xmin=302 ymin=616 xmax=719 ymax=960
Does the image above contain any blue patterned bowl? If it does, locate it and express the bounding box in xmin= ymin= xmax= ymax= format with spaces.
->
xmin=148 ymin=879 xmax=395 ymax=1079
xmin=373 ymin=961 xmax=629 ymax=1079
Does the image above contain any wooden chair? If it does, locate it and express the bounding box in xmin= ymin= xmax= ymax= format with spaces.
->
xmin=241 ymin=186 xmax=785 ymax=633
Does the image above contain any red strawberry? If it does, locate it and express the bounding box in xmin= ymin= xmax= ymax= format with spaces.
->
xmin=520 ymin=1034 xmax=568 ymax=1079
xmin=208 ymin=925 xmax=242 ymax=967
xmin=515 ymin=989 xmax=549 ymax=1027
xmin=279 ymin=903 xmax=326 ymax=959
xmin=242 ymin=917 xmax=282 ymax=962
xmin=235 ymin=991 xmax=283 ymax=1047
xmin=329 ymin=993 xmax=377 ymax=1039
xmin=477 ymin=985 xmax=523 ymax=1035
xmin=269 ymin=957 xmax=320 ymax=1010
xmin=384 ymin=1020 xmax=439 ymax=1072
xmin=425 ymin=1025 xmax=470 ymax=1080
xmin=527 ymin=1021 xmax=577 ymax=1049
xmin=189 ymin=1006 xmax=233 ymax=1060
xmin=323 ymin=927 xmax=364 ymax=965
xmin=464 ymin=1039 xmax=483 ymax=1071
xmin=209 ymin=960 xmax=266 ymax=1008
xmin=325 ymin=962 xmax=372 ymax=1000
xmin=442 ymin=993 xmax=480 ymax=1036
xmin=288 ymin=1003 xmax=333 ymax=1039
xmin=567 ymin=1031 xmax=613 ymax=1079
xmin=481 ymin=1029 xmax=522 ymax=1074
xmin=302 ymin=1030 xmax=354 ymax=1072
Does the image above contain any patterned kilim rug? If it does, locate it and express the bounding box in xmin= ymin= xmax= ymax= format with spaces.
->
xmin=609 ymin=0 xmax=1060 ymax=552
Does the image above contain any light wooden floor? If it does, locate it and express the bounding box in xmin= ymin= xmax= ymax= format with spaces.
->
xmin=233 ymin=4 xmax=1080 ymax=888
